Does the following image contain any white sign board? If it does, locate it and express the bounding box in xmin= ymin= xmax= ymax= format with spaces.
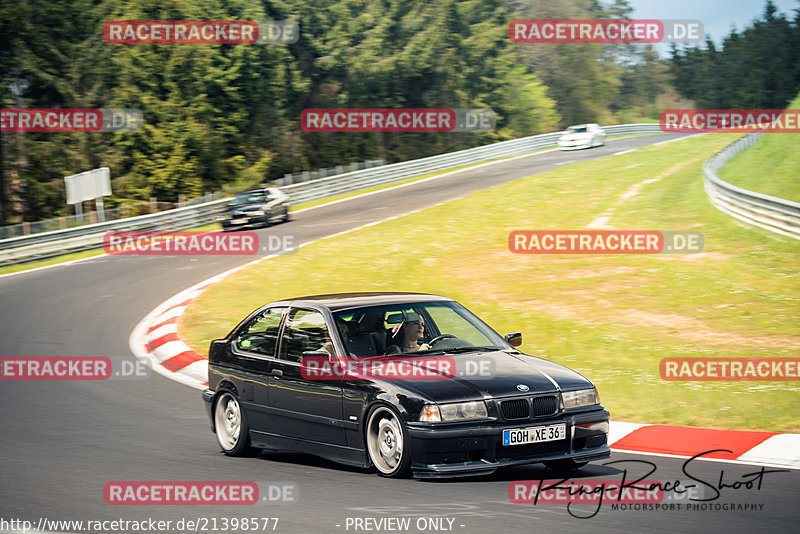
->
xmin=65 ymin=167 xmax=111 ymax=204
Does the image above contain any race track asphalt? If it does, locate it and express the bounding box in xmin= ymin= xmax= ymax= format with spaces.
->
xmin=1 ymin=134 xmax=797 ymax=534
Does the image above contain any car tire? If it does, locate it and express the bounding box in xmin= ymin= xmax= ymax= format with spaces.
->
xmin=365 ymin=405 xmax=411 ymax=478
xmin=544 ymin=459 xmax=588 ymax=474
xmin=282 ymin=208 xmax=290 ymax=222
xmin=213 ymin=391 xmax=252 ymax=456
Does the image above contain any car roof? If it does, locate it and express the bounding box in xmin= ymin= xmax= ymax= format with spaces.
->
xmin=269 ymin=292 xmax=453 ymax=312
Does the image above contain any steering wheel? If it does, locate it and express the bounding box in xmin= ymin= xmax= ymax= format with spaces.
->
xmin=427 ymin=334 xmax=456 ymax=346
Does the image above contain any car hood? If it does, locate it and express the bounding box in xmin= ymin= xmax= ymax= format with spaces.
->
xmin=225 ymin=205 xmax=264 ymax=214
xmin=386 ymin=349 xmax=594 ymax=402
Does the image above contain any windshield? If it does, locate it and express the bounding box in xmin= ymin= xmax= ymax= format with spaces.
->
xmin=566 ymin=126 xmax=587 ymax=133
xmin=333 ymin=301 xmax=507 ymax=357
xmin=228 ymin=191 xmax=267 ymax=207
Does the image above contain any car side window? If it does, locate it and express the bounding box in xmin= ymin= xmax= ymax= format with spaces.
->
xmin=279 ymin=309 xmax=331 ymax=362
xmin=234 ymin=307 xmax=286 ymax=356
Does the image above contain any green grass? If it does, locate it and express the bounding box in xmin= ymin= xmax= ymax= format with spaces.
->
xmin=718 ymin=94 xmax=800 ymax=202
xmin=182 ymin=132 xmax=800 ymax=433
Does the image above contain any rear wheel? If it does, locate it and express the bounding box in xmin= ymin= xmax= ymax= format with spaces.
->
xmin=214 ymin=392 xmax=252 ymax=456
xmin=365 ymin=406 xmax=411 ymax=477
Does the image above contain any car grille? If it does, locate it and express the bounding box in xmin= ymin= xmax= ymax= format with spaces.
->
xmin=501 ymin=399 xmax=529 ymax=420
xmin=500 ymin=395 xmax=559 ymax=420
xmin=532 ymin=395 xmax=558 ymax=416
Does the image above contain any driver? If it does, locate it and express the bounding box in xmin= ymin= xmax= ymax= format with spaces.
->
xmin=385 ymin=315 xmax=431 ymax=354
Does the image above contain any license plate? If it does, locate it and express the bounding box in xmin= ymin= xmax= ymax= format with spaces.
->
xmin=503 ymin=423 xmax=566 ymax=446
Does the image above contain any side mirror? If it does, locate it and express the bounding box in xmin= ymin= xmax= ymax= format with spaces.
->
xmin=504 ymin=332 xmax=522 ymax=348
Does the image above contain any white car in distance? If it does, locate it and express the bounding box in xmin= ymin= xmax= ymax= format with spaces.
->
xmin=557 ymin=123 xmax=606 ymax=150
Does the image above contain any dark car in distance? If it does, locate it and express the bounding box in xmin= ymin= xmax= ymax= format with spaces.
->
xmin=219 ymin=187 xmax=290 ymax=231
xmin=202 ymin=293 xmax=610 ymax=478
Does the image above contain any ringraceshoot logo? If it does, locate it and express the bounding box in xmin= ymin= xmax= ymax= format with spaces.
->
xmin=104 ymin=20 xmax=298 ymax=44
xmin=509 ymin=19 xmax=703 ymax=43
xmin=1 ymin=108 xmax=142 ymax=133
xmin=660 ymin=109 xmax=800 ymax=133
xmin=508 ymin=230 xmax=703 ymax=254
xmin=300 ymin=108 xmax=495 ymax=132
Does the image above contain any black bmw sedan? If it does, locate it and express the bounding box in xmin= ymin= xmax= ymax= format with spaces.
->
xmin=202 ymin=292 xmax=610 ymax=478
xmin=218 ymin=187 xmax=290 ymax=231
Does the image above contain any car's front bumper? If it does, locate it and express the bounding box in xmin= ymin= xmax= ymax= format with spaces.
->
xmin=221 ymin=214 xmax=269 ymax=229
xmin=406 ymin=409 xmax=610 ymax=478
xmin=202 ymin=388 xmax=215 ymax=431
xmin=558 ymin=140 xmax=593 ymax=150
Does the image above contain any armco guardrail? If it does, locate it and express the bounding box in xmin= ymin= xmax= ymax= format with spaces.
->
xmin=0 ymin=123 xmax=662 ymax=266
xmin=703 ymin=132 xmax=800 ymax=240
xmin=0 ymin=198 xmax=230 ymax=266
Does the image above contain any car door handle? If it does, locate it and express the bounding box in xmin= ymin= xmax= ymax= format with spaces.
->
xmin=271 ymin=369 xmax=283 ymax=377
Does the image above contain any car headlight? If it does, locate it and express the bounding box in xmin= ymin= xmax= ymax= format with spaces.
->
xmin=249 ymin=210 xmax=265 ymax=216
xmin=419 ymin=401 xmax=488 ymax=422
xmin=561 ymin=388 xmax=599 ymax=409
